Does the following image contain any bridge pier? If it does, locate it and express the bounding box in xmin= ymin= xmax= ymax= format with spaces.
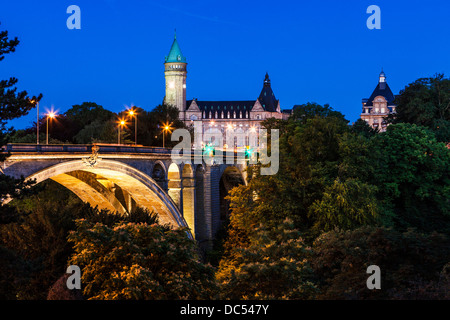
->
xmin=200 ymin=164 xmax=221 ymax=250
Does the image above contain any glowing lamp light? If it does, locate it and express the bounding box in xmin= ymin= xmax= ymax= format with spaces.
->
xmin=203 ymin=143 xmax=215 ymax=156
xmin=245 ymin=146 xmax=254 ymax=157
xmin=47 ymin=111 xmax=56 ymax=119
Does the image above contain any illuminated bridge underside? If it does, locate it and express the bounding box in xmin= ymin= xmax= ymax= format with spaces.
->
xmin=28 ymin=160 xmax=185 ymax=228
xmin=51 ymin=171 xmax=128 ymax=214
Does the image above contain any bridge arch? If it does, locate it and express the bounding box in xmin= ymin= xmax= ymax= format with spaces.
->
xmin=25 ymin=159 xmax=188 ymax=231
xmin=151 ymin=160 xmax=167 ymax=190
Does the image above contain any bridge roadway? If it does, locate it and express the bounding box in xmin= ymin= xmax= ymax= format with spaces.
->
xmin=1 ymin=143 xmax=248 ymax=247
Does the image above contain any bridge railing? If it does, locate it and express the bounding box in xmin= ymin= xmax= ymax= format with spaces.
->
xmin=1 ymin=144 xmax=255 ymax=164
xmin=2 ymin=143 xmax=170 ymax=154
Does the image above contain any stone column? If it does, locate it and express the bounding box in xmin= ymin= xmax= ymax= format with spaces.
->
xmin=203 ymin=164 xmax=221 ymax=247
xmin=182 ymin=176 xmax=196 ymax=237
xmin=168 ymin=178 xmax=183 ymax=213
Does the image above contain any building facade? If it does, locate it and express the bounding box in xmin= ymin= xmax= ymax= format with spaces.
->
xmin=163 ymin=34 xmax=396 ymax=141
xmin=360 ymin=70 xmax=397 ymax=132
xmin=163 ymin=34 xmax=288 ymax=149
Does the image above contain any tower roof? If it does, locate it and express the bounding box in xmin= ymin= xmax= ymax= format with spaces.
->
xmin=165 ymin=32 xmax=186 ymax=63
xmin=364 ymin=71 xmax=396 ymax=106
xmin=258 ymin=73 xmax=279 ymax=112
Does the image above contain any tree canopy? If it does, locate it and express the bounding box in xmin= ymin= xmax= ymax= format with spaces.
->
xmin=388 ymin=74 xmax=450 ymax=142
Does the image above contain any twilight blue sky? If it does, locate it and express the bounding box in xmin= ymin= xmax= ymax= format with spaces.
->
xmin=2 ymin=0 xmax=449 ymax=129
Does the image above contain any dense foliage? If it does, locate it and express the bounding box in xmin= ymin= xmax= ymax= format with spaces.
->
xmin=217 ymin=100 xmax=449 ymax=299
xmin=387 ymin=74 xmax=450 ymax=142
xmin=312 ymin=226 xmax=450 ymax=299
xmin=217 ymin=219 xmax=317 ymax=299
xmin=68 ymin=219 xmax=217 ymax=300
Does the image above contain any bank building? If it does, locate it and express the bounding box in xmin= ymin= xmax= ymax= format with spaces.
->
xmin=162 ymin=33 xmax=289 ymax=150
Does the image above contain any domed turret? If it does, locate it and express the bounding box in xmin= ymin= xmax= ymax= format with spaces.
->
xmin=164 ymin=31 xmax=187 ymax=116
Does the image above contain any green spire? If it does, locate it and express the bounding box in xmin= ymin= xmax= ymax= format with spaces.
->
xmin=165 ymin=31 xmax=186 ymax=63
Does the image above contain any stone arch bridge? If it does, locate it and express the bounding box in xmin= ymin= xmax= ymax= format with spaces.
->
xmin=1 ymin=144 xmax=248 ymax=247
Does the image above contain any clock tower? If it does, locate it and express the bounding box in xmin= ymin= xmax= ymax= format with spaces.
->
xmin=164 ymin=32 xmax=187 ymax=119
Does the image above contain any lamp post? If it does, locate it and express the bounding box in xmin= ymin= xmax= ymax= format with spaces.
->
xmin=163 ymin=125 xmax=168 ymax=148
xmin=46 ymin=111 xmax=56 ymax=144
xmin=162 ymin=122 xmax=172 ymax=148
xmin=30 ymin=99 xmax=40 ymax=145
xmin=118 ymin=120 xmax=126 ymax=145
xmin=128 ymin=109 xmax=137 ymax=146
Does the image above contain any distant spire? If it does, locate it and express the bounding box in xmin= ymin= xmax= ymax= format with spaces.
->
xmin=379 ymin=68 xmax=386 ymax=83
xmin=174 ymin=28 xmax=177 ymax=39
xmin=264 ymin=72 xmax=271 ymax=86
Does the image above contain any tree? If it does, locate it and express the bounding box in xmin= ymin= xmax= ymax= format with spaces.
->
xmin=222 ymin=106 xmax=375 ymax=242
xmin=308 ymin=178 xmax=379 ymax=233
xmin=217 ymin=219 xmax=317 ymax=300
xmin=147 ymin=104 xmax=188 ymax=147
xmin=0 ymin=181 xmax=88 ymax=299
xmin=68 ymin=218 xmax=217 ymax=300
xmin=0 ymin=22 xmax=42 ymax=219
xmin=350 ymin=118 xmax=379 ymax=138
xmin=387 ymin=74 xmax=450 ymax=142
xmin=369 ymin=123 xmax=450 ymax=232
xmin=0 ymin=22 xmax=41 ymax=132
xmin=311 ymin=226 xmax=450 ymax=299
xmin=291 ymin=102 xmax=347 ymax=124
xmin=65 ymin=102 xmax=115 ymax=131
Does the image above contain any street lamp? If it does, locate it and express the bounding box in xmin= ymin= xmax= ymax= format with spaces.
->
xmin=46 ymin=111 xmax=57 ymax=144
xmin=162 ymin=122 xmax=173 ymax=148
xmin=30 ymin=99 xmax=39 ymax=145
xmin=118 ymin=119 xmax=126 ymax=145
xmin=128 ymin=108 xmax=138 ymax=146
